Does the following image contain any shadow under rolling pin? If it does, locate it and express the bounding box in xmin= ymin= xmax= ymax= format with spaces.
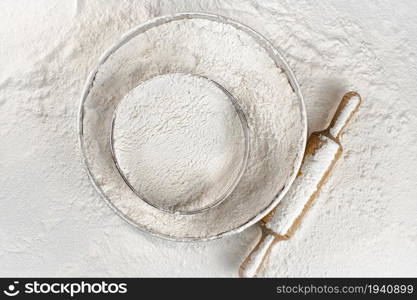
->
xmin=239 ymin=91 xmax=361 ymax=278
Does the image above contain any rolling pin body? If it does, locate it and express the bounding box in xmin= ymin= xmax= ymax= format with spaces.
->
xmin=239 ymin=92 xmax=361 ymax=278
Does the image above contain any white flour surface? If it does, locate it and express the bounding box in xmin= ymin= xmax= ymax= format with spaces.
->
xmin=1 ymin=0 xmax=417 ymax=276
xmin=112 ymin=73 xmax=247 ymax=214
xmin=80 ymin=14 xmax=303 ymax=239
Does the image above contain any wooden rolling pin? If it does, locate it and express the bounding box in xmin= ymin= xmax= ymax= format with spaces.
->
xmin=239 ymin=91 xmax=361 ymax=278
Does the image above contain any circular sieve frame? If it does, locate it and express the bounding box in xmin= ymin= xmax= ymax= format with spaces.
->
xmin=109 ymin=73 xmax=251 ymax=215
xmin=78 ymin=12 xmax=307 ymax=241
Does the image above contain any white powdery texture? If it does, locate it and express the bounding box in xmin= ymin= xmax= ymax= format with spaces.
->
xmin=81 ymin=16 xmax=302 ymax=239
xmin=112 ymin=73 xmax=246 ymax=213
xmin=0 ymin=0 xmax=416 ymax=277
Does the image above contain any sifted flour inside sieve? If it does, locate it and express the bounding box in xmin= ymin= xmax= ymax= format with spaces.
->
xmin=111 ymin=73 xmax=248 ymax=214
xmin=81 ymin=15 xmax=305 ymax=239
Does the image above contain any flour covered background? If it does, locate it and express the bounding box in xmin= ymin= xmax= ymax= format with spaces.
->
xmin=1 ymin=0 xmax=416 ymax=276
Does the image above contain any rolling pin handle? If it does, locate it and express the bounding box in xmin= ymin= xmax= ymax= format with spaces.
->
xmin=327 ymin=91 xmax=361 ymax=140
xmin=239 ymin=229 xmax=278 ymax=278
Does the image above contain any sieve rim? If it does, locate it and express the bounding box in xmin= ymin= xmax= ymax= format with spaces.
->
xmin=109 ymin=73 xmax=251 ymax=215
xmin=78 ymin=12 xmax=307 ymax=241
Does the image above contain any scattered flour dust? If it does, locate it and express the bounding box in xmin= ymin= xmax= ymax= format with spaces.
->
xmin=112 ymin=73 xmax=247 ymax=213
xmin=1 ymin=0 xmax=417 ymax=277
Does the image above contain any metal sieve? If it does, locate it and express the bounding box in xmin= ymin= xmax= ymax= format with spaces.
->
xmin=109 ymin=73 xmax=250 ymax=215
xmin=78 ymin=13 xmax=307 ymax=241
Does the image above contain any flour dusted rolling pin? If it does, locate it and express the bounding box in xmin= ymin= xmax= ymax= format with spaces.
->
xmin=239 ymin=91 xmax=361 ymax=278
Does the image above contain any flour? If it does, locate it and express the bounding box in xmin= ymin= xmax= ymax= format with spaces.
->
xmin=111 ymin=73 xmax=247 ymax=214
xmin=1 ymin=0 xmax=417 ymax=277
xmin=80 ymin=15 xmax=305 ymax=239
